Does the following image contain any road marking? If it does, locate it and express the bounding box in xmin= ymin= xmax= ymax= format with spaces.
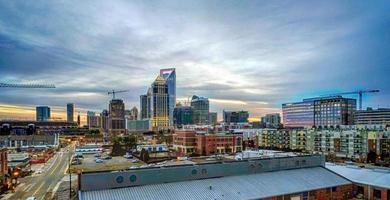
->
xmin=32 ymin=182 xmax=45 ymax=197
xmin=25 ymin=183 xmax=33 ymax=191
xmin=50 ymin=181 xmax=63 ymax=198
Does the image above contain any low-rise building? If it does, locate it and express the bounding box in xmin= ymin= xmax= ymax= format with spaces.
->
xmin=173 ymin=130 xmax=242 ymax=156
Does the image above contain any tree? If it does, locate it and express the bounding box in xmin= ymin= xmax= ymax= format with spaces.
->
xmin=122 ymin=135 xmax=137 ymax=151
xmin=111 ymin=140 xmax=126 ymax=156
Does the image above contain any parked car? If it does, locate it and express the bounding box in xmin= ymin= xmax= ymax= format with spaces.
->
xmin=103 ymin=156 xmax=112 ymax=160
xmin=124 ymin=154 xmax=133 ymax=159
xmin=94 ymin=153 xmax=101 ymax=158
xmin=26 ymin=197 xmax=37 ymax=200
xmin=95 ymin=158 xmax=103 ymax=163
xmin=131 ymin=159 xmax=139 ymax=163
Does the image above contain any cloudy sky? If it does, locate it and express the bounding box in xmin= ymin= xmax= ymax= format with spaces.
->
xmin=0 ymin=0 xmax=389 ymax=121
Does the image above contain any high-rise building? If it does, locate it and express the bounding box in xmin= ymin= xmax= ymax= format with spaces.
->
xmin=355 ymin=107 xmax=390 ymax=125
xmin=191 ymin=95 xmax=209 ymax=124
xmin=87 ymin=111 xmax=101 ymax=129
xmin=314 ymin=97 xmax=356 ymax=126
xmin=173 ymin=106 xmax=193 ymax=126
xmin=160 ymin=68 xmax=176 ymax=126
xmin=100 ymin=110 xmax=109 ymax=131
xmin=140 ymin=95 xmax=149 ymax=119
xmin=129 ymin=106 xmax=138 ymax=120
xmin=223 ymin=110 xmax=249 ymax=124
xmin=66 ymin=103 xmax=74 ymax=123
xmin=283 ymin=96 xmax=356 ymax=128
xmin=208 ymin=112 xmax=218 ymax=125
xmin=261 ymin=113 xmax=281 ymax=128
xmin=109 ymin=99 xmax=126 ymax=134
xmin=36 ymin=106 xmax=50 ymax=122
xmin=149 ymin=76 xmax=170 ymax=130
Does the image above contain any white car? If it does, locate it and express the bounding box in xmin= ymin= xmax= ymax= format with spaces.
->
xmin=95 ymin=158 xmax=103 ymax=163
xmin=36 ymin=169 xmax=43 ymax=174
xmin=131 ymin=159 xmax=139 ymax=163
xmin=26 ymin=197 xmax=37 ymax=200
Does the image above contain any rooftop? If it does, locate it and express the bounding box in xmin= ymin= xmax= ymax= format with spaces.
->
xmin=79 ymin=167 xmax=350 ymax=200
xmin=326 ymin=163 xmax=390 ymax=189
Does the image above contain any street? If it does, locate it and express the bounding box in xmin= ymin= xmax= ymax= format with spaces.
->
xmin=4 ymin=145 xmax=74 ymax=200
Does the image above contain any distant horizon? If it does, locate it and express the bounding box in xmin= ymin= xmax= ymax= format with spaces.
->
xmin=1 ymin=1 xmax=389 ymax=121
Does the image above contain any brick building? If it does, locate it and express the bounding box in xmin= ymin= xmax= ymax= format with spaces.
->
xmin=173 ymin=130 xmax=243 ymax=156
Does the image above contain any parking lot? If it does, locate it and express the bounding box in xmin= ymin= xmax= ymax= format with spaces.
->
xmin=70 ymin=154 xmax=144 ymax=172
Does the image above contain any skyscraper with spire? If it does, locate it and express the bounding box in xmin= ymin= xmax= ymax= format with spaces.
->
xmin=160 ymin=68 xmax=176 ymax=126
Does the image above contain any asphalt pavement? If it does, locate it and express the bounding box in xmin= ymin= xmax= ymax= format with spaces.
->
xmin=3 ymin=145 xmax=74 ymax=200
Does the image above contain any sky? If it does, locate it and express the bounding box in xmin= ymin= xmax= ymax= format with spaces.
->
xmin=0 ymin=0 xmax=390 ymax=121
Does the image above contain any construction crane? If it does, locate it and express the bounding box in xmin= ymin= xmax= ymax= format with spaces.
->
xmin=322 ymin=89 xmax=380 ymax=110
xmin=0 ymin=82 xmax=55 ymax=88
xmin=107 ymin=90 xmax=129 ymax=100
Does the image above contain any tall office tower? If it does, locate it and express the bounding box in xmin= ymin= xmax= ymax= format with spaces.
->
xmin=282 ymin=96 xmax=356 ymax=128
xmin=223 ymin=110 xmax=249 ymax=124
xmin=149 ymin=76 xmax=170 ymax=130
xmin=66 ymin=103 xmax=74 ymax=123
xmin=109 ymin=99 xmax=126 ymax=134
xmin=87 ymin=111 xmax=101 ymax=129
xmin=208 ymin=112 xmax=218 ymax=125
xmin=140 ymin=95 xmax=149 ymax=119
xmin=261 ymin=113 xmax=281 ymax=128
xmin=355 ymin=107 xmax=390 ymax=125
xmin=160 ymin=68 xmax=176 ymax=126
xmin=36 ymin=106 xmax=51 ymax=122
xmin=100 ymin=110 xmax=109 ymax=131
xmin=191 ymin=95 xmax=209 ymax=124
xmin=314 ymin=97 xmax=356 ymax=126
xmin=173 ymin=105 xmax=193 ymax=126
xmin=129 ymin=106 xmax=138 ymax=120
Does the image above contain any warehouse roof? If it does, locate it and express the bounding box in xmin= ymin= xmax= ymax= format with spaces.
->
xmin=326 ymin=163 xmax=390 ymax=189
xmin=79 ymin=167 xmax=350 ymax=200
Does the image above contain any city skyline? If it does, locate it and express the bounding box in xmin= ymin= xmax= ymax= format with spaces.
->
xmin=1 ymin=1 xmax=390 ymax=121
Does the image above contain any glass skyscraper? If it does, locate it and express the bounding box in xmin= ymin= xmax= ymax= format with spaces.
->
xmin=66 ymin=103 xmax=74 ymax=122
xmin=191 ymin=95 xmax=209 ymax=124
xmin=36 ymin=106 xmax=51 ymax=122
xmin=173 ymin=106 xmax=193 ymax=126
xmin=160 ymin=68 xmax=176 ymax=126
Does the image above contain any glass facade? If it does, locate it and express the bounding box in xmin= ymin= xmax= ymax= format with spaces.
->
xmin=160 ymin=68 xmax=176 ymax=126
xmin=314 ymin=98 xmax=356 ymax=126
xmin=140 ymin=95 xmax=148 ymax=119
xmin=36 ymin=106 xmax=51 ymax=122
xmin=282 ymin=100 xmax=315 ymax=128
xmin=223 ymin=111 xmax=249 ymax=124
xmin=283 ymin=97 xmax=356 ymax=128
xmin=191 ymin=95 xmax=209 ymax=124
xmin=173 ymin=106 xmax=193 ymax=126
xmin=66 ymin=103 xmax=74 ymax=122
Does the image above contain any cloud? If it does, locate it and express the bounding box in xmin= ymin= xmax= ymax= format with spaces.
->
xmin=0 ymin=0 xmax=389 ymax=120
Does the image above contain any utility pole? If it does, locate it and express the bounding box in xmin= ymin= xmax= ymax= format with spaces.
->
xmin=69 ymin=146 xmax=72 ymax=200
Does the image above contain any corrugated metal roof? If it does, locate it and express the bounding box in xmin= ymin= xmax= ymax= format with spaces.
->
xmin=79 ymin=167 xmax=350 ymax=200
xmin=326 ymin=163 xmax=390 ymax=189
